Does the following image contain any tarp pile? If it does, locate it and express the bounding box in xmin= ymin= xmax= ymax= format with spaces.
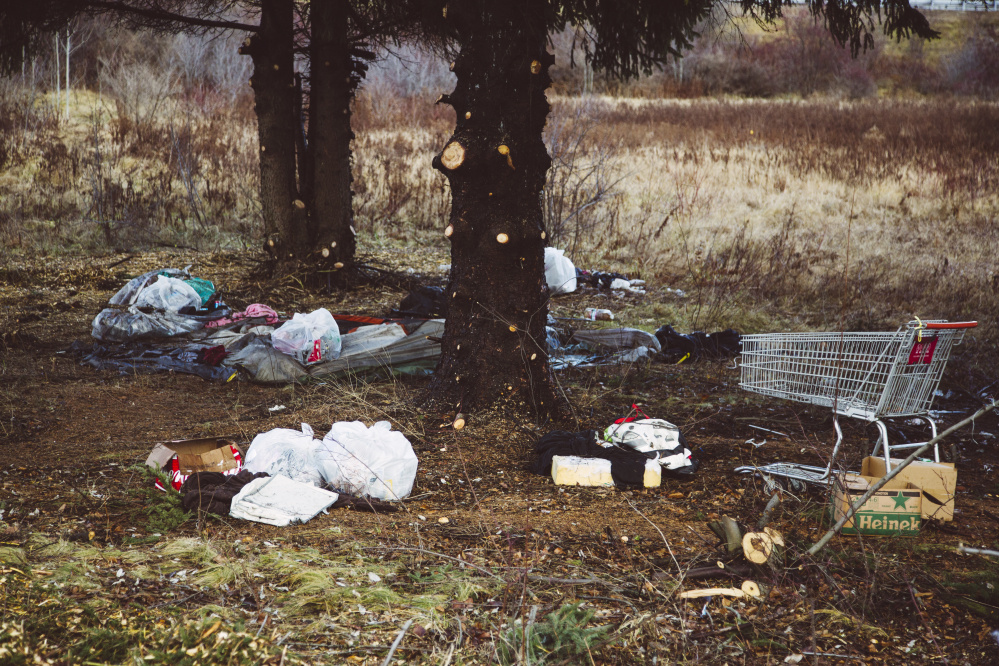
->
xmin=79 ymin=268 xmax=444 ymax=383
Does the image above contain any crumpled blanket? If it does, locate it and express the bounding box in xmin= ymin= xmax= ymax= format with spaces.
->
xmin=532 ymin=430 xmax=650 ymax=487
xmin=180 ymin=470 xmax=399 ymax=518
xmin=229 ymin=475 xmax=340 ymax=526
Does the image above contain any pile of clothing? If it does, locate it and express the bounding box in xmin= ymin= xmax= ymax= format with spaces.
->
xmin=533 ymin=411 xmax=698 ymax=488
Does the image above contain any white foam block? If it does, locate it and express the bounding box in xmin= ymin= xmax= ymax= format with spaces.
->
xmin=551 ymin=455 xmax=661 ymax=488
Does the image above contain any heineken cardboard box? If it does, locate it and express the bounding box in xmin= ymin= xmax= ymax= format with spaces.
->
xmin=832 ymin=473 xmax=922 ymax=536
xmin=862 ymin=456 xmax=957 ymax=522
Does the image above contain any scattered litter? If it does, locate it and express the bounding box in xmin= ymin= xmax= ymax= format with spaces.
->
xmin=316 ymin=421 xmax=419 ymax=500
xmin=533 ymin=430 xmax=658 ymax=488
xmin=243 ymin=424 xmax=324 ymax=486
xmin=745 ymin=438 xmax=767 ymax=448
xmin=145 ymin=437 xmax=243 ymax=491
xmin=570 ymin=327 xmax=661 ymax=353
xmin=551 ymin=455 xmax=660 ymax=488
xmin=391 ymin=286 xmax=447 ymax=318
xmin=739 ymin=319 xmax=975 ymax=486
xmin=229 ymin=475 xmax=340 ymax=527
xmin=605 ymin=415 xmax=698 ymax=475
xmin=272 ymin=308 xmax=342 ymax=365
xmin=268 ymin=405 xmax=287 ymax=413
xmin=655 ymin=325 xmax=740 ymax=363
xmin=368 ymin=572 xmax=382 ymax=583
xmin=584 ymin=308 xmax=614 ymax=321
xmin=204 ymin=303 xmax=280 ymax=329
xmin=92 ymin=268 xmax=230 ymax=342
xmin=609 ymin=277 xmax=645 ymax=294
xmin=181 ymin=469 xmax=269 ymax=515
xmin=134 ymin=275 xmax=202 ymax=312
xmin=544 ymin=247 xmax=577 ymax=295
xmin=746 ymin=424 xmax=789 ymax=438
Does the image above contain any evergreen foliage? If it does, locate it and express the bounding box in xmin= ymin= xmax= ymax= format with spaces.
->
xmin=497 ymin=603 xmax=610 ymax=665
xmin=130 ymin=464 xmax=190 ymax=533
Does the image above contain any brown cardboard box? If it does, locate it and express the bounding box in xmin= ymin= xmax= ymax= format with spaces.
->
xmin=145 ymin=438 xmax=241 ymax=476
xmin=833 ymin=473 xmax=922 ymax=536
xmin=863 ymin=456 xmax=957 ymax=522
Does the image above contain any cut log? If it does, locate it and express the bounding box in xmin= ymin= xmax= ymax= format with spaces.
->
xmin=757 ymin=493 xmax=781 ymax=529
xmin=742 ymin=531 xmax=774 ymax=564
xmin=763 ymin=527 xmax=785 ymax=547
xmin=440 ymin=142 xmax=465 ymax=170
xmin=721 ymin=515 xmax=743 ymax=554
xmin=741 ymin=580 xmax=762 ymax=599
xmin=678 ymin=579 xmax=762 ymax=600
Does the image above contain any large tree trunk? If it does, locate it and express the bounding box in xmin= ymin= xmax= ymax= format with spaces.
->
xmin=424 ymin=3 xmax=566 ymax=419
xmin=242 ymin=0 xmax=302 ymax=258
xmin=308 ymin=0 xmax=357 ymax=284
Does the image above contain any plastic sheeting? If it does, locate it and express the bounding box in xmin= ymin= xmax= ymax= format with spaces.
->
xmin=91 ymin=269 xmax=229 ymax=342
xmin=570 ymin=328 xmax=662 ymax=353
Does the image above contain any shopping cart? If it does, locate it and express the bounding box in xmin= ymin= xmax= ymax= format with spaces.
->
xmin=736 ymin=320 xmax=977 ymax=485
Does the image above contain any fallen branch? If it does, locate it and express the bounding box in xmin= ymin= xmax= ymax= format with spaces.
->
xmin=958 ymin=544 xmax=999 ymax=558
xmin=380 ymin=618 xmax=414 ymax=666
xmin=806 ymin=402 xmax=996 ymax=557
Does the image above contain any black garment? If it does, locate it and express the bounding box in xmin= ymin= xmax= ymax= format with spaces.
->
xmin=575 ymin=269 xmax=630 ymax=290
xmin=532 ymin=430 xmax=649 ymax=487
xmin=655 ymin=325 xmax=741 ymax=361
xmin=179 ymin=470 xmax=401 ymax=516
xmin=391 ymin=286 xmax=448 ymax=319
xmin=180 ymin=470 xmax=269 ymax=515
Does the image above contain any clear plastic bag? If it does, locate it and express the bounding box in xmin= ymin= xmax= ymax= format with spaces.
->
xmin=134 ymin=275 xmax=203 ymax=312
xmin=315 ymin=421 xmax=418 ymax=500
xmin=272 ymin=308 xmax=342 ymax=365
xmin=243 ymin=423 xmax=323 ymax=486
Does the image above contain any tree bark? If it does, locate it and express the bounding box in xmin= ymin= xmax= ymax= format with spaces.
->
xmin=424 ymin=3 xmax=566 ymax=418
xmin=308 ymin=0 xmax=357 ymax=283
xmin=242 ymin=0 xmax=301 ymax=258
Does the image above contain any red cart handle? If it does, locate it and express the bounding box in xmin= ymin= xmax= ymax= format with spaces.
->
xmin=925 ymin=321 xmax=978 ymax=329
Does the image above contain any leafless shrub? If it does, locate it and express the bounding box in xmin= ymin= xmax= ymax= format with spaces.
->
xmin=543 ymin=96 xmax=622 ymax=255
xmin=99 ymin=57 xmax=178 ymax=141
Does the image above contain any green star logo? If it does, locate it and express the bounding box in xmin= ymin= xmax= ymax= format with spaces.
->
xmin=891 ymin=492 xmax=910 ymax=510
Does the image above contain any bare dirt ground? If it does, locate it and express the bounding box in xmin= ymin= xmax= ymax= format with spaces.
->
xmin=2 ymin=248 xmax=998 ymax=665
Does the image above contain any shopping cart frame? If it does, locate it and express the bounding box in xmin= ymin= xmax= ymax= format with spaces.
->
xmin=736 ymin=320 xmax=977 ymax=485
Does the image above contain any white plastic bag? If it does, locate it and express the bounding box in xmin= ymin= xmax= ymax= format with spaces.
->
xmin=272 ymin=308 xmax=342 ymax=365
xmin=315 ymin=421 xmax=418 ymax=500
xmin=243 ymin=423 xmax=323 ymax=486
xmin=134 ymin=275 xmax=202 ymax=312
xmin=544 ymin=247 xmax=577 ymax=295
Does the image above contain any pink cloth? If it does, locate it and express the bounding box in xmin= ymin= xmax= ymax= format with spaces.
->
xmin=205 ymin=303 xmax=281 ymax=328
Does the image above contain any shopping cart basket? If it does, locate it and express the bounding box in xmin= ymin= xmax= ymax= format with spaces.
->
xmin=736 ymin=320 xmax=977 ymax=485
